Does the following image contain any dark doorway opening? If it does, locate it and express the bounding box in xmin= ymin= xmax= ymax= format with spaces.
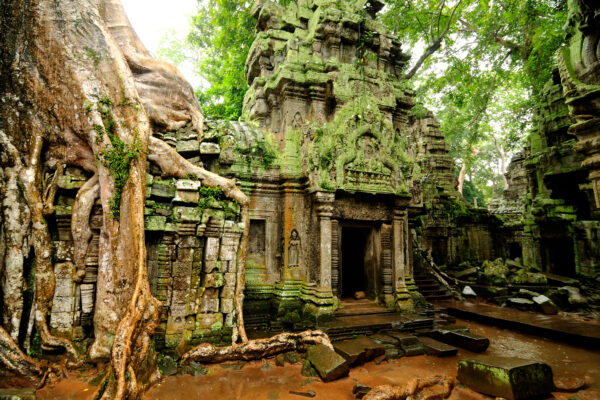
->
xmin=542 ymin=237 xmax=576 ymax=277
xmin=508 ymin=242 xmax=522 ymax=260
xmin=341 ymin=227 xmax=370 ymax=298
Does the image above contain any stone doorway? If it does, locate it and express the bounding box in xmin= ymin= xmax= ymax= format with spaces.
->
xmin=542 ymin=237 xmax=576 ymax=277
xmin=340 ymin=226 xmax=378 ymax=299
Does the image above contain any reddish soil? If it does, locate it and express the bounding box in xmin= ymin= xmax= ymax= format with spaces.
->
xmin=35 ymin=319 xmax=600 ymax=400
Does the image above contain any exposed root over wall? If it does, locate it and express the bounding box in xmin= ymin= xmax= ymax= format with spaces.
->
xmin=180 ymin=330 xmax=333 ymax=364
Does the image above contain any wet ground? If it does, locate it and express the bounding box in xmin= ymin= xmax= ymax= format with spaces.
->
xmin=36 ymin=318 xmax=600 ymax=400
xmin=438 ymin=300 xmax=600 ymax=346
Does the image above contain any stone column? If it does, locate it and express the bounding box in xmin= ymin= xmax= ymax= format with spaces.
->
xmin=393 ymin=207 xmax=413 ymax=311
xmin=316 ymin=192 xmax=335 ymax=291
xmin=309 ymin=85 xmax=327 ymax=125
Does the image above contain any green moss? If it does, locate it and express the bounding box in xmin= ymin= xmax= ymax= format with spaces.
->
xmin=198 ymin=186 xmax=238 ymax=220
xmin=101 ymin=133 xmax=142 ymax=219
xmin=92 ymin=94 xmax=147 ymax=219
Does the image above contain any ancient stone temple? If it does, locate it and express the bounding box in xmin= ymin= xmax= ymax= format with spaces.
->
xmin=196 ymin=0 xmax=485 ymax=329
xmin=205 ymin=0 xmax=427 ymax=325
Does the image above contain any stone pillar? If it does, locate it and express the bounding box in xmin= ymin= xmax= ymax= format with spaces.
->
xmin=393 ymin=207 xmax=413 ymax=311
xmin=309 ymin=85 xmax=327 ymax=125
xmin=316 ymin=192 xmax=335 ymax=291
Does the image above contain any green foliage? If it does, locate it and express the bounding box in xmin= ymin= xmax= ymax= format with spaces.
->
xmin=28 ymin=332 xmax=42 ymax=359
xmin=198 ymin=186 xmax=238 ymax=219
xmin=93 ymin=96 xmax=143 ymax=220
xmin=462 ymin=180 xmax=486 ymax=207
xmin=101 ymin=134 xmax=142 ymax=220
xmin=188 ymin=0 xmax=256 ymax=119
xmin=381 ymin=0 xmax=567 ymax=204
xmin=156 ymin=28 xmax=192 ymax=67
xmin=236 ymin=141 xmax=277 ymax=168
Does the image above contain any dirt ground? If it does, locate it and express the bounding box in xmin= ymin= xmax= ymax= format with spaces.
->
xmin=35 ymin=319 xmax=600 ymax=400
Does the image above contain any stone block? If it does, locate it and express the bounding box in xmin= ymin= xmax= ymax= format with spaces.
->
xmin=176 ymin=179 xmax=202 ymax=191
xmin=54 ymin=240 xmax=73 ymax=261
xmin=51 ymin=296 xmax=74 ymax=313
xmin=224 ymin=312 xmax=235 ymax=327
xmin=333 ymin=336 xmax=385 ymax=366
xmin=426 ymin=328 xmax=489 ymax=353
xmin=220 ymin=286 xmax=235 ymax=299
xmin=203 ymin=273 xmax=224 ymax=288
xmin=50 ymin=312 xmax=74 ymax=330
xmin=462 ymin=285 xmax=477 ymax=297
xmin=387 ymin=332 xmax=424 ymax=356
xmin=173 ymin=206 xmax=203 ymax=223
xmin=176 ymin=140 xmax=200 ymax=154
xmin=219 ymin=245 xmax=237 ymax=261
xmin=220 ymin=298 xmax=234 ymax=313
xmin=200 ymin=142 xmax=221 ymax=155
xmin=172 ymin=276 xmax=190 ymax=291
xmin=455 ymin=267 xmax=478 ymax=279
xmin=198 ymin=298 xmax=220 ymax=313
xmin=532 ymin=294 xmax=558 ymax=314
xmin=171 ymin=290 xmax=189 ymax=306
xmin=80 ymin=284 xmax=95 ymax=313
xmin=172 ymin=261 xmax=191 ymax=277
xmin=54 ymin=261 xmax=75 ymax=279
xmin=306 ymin=344 xmax=349 ymax=382
xmin=507 ymin=298 xmax=535 ymax=310
xmin=54 ymin=278 xmax=74 ymax=297
xmin=221 ymin=235 xmax=240 ymax=247
xmin=205 ymin=237 xmax=220 ymax=261
xmin=223 ymin=260 xmax=235 ymax=273
xmin=369 ymin=333 xmax=399 ymax=346
xmin=179 ymin=236 xmax=202 ymax=248
xmin=457 ymin=356 xmax=554 ymax=400
xmin=204 ymin=261 xmax=218 ymax=273
xmin=146 ymin=216 xmax=167 ymax=231
xmin=151 ymin=180 xmax=176 ymax=198
xmin=174 ymin=190 xmax=199 ymax=204
xmin=223 ymin=273 xmax=237 ymax=287
xmin=196 ymin=312 xmax=223 ymax=330
xmin=560 ymin=286 xmax=588 ymax=306
xmin=203 ymin=287 xmax=220 ymax=299
xmin=418 ymin=337 xmax=457 ymax=356
xmin=177 ymin=247 xmax=195 ymax=262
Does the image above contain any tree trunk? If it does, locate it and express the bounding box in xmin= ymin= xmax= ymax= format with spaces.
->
xmin=457 ymin=163 xmax=467 ymax=195
xmin=491 ymin=136 xmax=508 ymax=190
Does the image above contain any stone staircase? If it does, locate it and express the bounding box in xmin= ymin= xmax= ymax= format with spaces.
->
xmin=414 ymin=271 xmax=452 ymax=301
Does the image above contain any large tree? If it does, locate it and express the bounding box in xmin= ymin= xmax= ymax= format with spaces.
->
xmin=385 ymin=0 xmax=567 ymax=199
xmin=0 ymin=0 xmax=251 ymax=397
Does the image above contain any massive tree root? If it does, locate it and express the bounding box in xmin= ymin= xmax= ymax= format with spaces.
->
xmin=180 ymin=330 xmax=333 ymax=364
xmin=21 ymin=135 xmax=81 ymax=363
xmin=0 ymin=132 xmax=80 ymax=366
xmin=0 ymin=325 xmax=44 ymax=385
xmin=0 ymin=157 xmax=30 ymax=341
xmin=71 ymin=174 xmax=99 ymax=282
xmin=363 ymin=376 xmax=455 ymax=400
